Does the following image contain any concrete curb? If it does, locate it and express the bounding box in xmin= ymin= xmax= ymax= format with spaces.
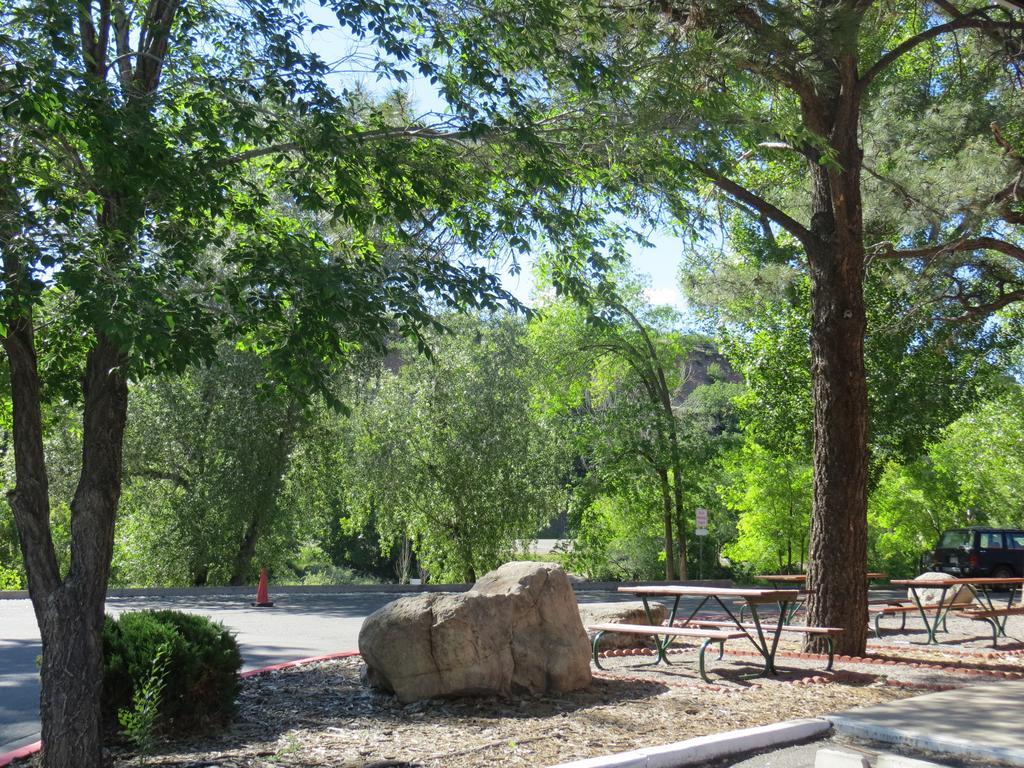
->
xmin=0 ymin=650 xmax=362 ymax=767
xmin=546 ymin=718 xmax=832 ymax=768
xmin=827 ymin=714 xmax=1024 ymax=767
xmin=0 ymin=579 xmax=733 ymax=600
xmin=0 ymin=742 xmax=40 ymax=768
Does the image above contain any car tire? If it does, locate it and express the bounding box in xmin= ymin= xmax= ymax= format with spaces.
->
xmin=991 ymin=565 xmax=1015 ymax=590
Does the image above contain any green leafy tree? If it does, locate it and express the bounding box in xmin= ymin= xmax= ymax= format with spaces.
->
xmin=528 ymin=276 xmax=703 ymax=579
xmin=868 ymin=458 xmax=962 ymax=577
xmin=0 ymin=1 xmax=613 ymax=761
xmin=505 ymin=0 xmax=1024 ymax=653
xmin=116 ymin=346 xmax=303 ymax=587
xmin=721 ymin=440 xmax=813 ymax=575
xmin=346 ymin=314 xmax=565 ymax=582
xmin=868 ymin=388 xmax=1024 ymax=575
xmin=929 ymin=389 xmax=1024 ymax=523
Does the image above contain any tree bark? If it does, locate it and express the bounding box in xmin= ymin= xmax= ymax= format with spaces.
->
xmin=800 ymin=55 xmax=870 ymax=656
xmin=41 ymin=338 xmax=128 ymax=768
xmin=228 ymin=408 xmax=299 ymax=585
xmin=5 ymin=327 xmax=128 ymax=768
xmin=658 ymin=469 xmax=676 ymax=580
xmin=229 ymin=519 xmax=260 ymax=587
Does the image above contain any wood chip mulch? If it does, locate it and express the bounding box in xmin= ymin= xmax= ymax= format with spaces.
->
xmin=14 ymin=614 xmax=1024 ymax=768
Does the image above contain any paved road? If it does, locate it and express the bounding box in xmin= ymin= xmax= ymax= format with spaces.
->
xmin=0 ymin=588 xmax=652 ymax=754
xmin=0 ymin=591 xmax=401 ymax=754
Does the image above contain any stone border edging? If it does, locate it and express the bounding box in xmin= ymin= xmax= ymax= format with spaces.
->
xmin=545 ymin=718 xmax=832 ymax=768
xmin=0 ymin=650 xmax=363 ymax=767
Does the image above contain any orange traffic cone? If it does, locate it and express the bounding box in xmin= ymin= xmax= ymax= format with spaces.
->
xmin=252 ymin=567 xmax=274 ymax=607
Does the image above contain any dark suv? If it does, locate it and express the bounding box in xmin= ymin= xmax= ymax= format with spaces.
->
xmin=925 ymin=527 xmax=1024 ymax=578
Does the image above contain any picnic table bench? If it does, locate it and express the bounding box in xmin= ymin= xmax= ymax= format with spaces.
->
xmin=869 ymin=601 xmax=946 ymax=638
xmin=686 ymin=619 xmax=843 ymax=670
xmin=956 ymin=606 xmax=1024 ymax=646
xmin=587 ymin=623 xmax=746 ymax=682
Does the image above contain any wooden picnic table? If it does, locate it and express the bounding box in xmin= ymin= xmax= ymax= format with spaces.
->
xmin=751 ymin=573 xmax=887 ymax=622
xmin=617 ymin=584 xmax=803 ymax=677
xmin=889 ymin=576 xmax=1024 ymax=645
xmin=757 ymin=572 xmax=888 ymax=584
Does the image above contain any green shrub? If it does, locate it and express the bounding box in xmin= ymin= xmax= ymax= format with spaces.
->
xmin=0 ymin=566 xmax=23 ymax=590
xmin=117 ymin=641 xmax=172 ymax=754
xmin=103 ymin=610 xmax=242 ymax=736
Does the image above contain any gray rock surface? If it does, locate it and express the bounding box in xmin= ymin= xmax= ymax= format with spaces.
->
xmin=359 ymin=561 xmax=592 ymax=702
xmin=578 ymin=601 xmax=668 ymax=650
xmin=910 ymin=572 xmax=974 ymax=607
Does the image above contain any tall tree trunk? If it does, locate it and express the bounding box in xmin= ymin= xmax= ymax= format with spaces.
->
xmin=228 ymin=406 xmax=299 ymax=585
xmin=658 ymin=366 xmax=687 ymax=580
xmin=658 ymin=469 xmax=676 ymax=580
xmin=229 ymin=520 xmax=260 ymax=586
xmin=45 ymin=338 xmax=128 ymax=767
xmin=801 ymin=57 xmax=870 ymax=656
xmin=670 ymin=468 xmax=687 ymax=580
xmin=6 ymin=327 xmax=129 ymax=768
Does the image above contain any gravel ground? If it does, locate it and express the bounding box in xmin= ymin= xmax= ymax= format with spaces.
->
xmin=12 ymin=612 xmax=1024 ymax=768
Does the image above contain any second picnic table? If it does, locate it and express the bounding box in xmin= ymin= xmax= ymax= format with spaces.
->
xmin=614 ymin=584 xmax=804 ymax=677
xmin=888 ymin=576 xmax=1024 ymax=645
xmin=753 ymin=572 xmax=889 ymax=621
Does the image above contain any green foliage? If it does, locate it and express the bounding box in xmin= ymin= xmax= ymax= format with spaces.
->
xmin=102 ymin=611 xmax=241 ymax=737
xmin=868 ymin=387 xmax=1024 ymax=576
xmin=345 ymin=313 xmax=565 ymax=582
xmin=117 ymin=642 xmax=171 ymax=756
xmin=720 ymin=439 xmax=812 ymax=574
xmin=690 ymin=255 xmax=1009 ymax=482
xmin=115 ymin=346 xmax=305 ymax=587
xmin=929 ymin=390 xmax=1024 ymax=524
xmin=0 ymin=564 xmax=22 ymax=590
xmin=564 ymin=491 xmax=666 ymax=582
xmin=867 ymin=459 xmax=962 ymax=578
xmin=282 ymin=544 xmax=380 ymax=586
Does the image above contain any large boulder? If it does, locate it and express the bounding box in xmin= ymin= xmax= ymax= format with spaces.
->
xmin=578 ymin=601 xmax=668 ymax=650
xmin=910 ymin=571 xmax=975 ymax=607
xmin=359 ymin=561 xmax=592 ymax=702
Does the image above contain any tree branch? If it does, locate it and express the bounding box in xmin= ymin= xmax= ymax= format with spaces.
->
xmin=698 ymin=165 xmax=813 ymax=245
xmin=124 ymin=467 xmax=192 ymax=491
xmin=944 ymin=285 xmax=1024 ymax=321
xmin=209 ymin=125 xmax=508 ymax=168
xmin=873 ymin=236 xmax=1024 ymax=264
xmin=859 ymin=9 xmax=1023 ymax=91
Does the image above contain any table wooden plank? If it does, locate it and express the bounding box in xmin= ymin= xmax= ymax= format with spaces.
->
xmin=759 ymin=572 xmax=887 ymax=582
xmin=618 ymin=585 xmax=801 ymax=601
xmin=891 ymin=577 xmax=1024 ymax=587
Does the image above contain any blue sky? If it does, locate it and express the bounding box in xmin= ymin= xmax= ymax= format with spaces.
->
xmin=302 ymin=2 xmax=690 ymax=311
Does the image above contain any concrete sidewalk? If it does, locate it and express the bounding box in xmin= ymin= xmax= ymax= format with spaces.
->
xmin=552 ymin=679 xmax=1024 ymax=768
xmin=824 ymin=678 xmax=1024 ymax=766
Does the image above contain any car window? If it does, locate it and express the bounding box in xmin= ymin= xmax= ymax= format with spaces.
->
xmin=980 ymin=532 xmax=1005 ymax=549
xmin=1008 ymin=533 xmax=1024 ymax=550
xmin=938 ymin=530 xmax=971 ymax=549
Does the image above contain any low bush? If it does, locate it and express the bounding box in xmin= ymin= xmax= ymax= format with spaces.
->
xmin=0 ymin=566 xmax=23 ymax=590
xmin=102 ymin=610 xmax=242 ymax=737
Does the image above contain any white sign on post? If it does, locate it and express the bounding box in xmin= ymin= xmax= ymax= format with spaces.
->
xmin=695 ymin=507 xmax=708 ymax=537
